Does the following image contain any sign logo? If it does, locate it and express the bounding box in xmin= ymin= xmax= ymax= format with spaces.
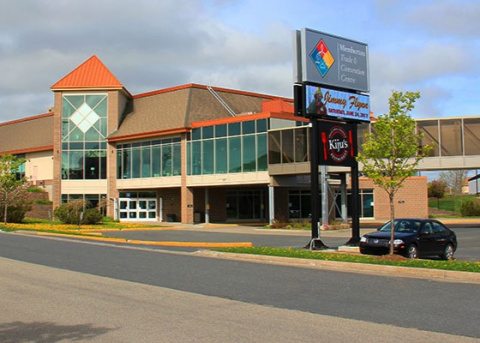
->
xmin=310 ymin=40 xmax=335 ymax=77
xmin=319 ymin=122 xmax=355 ymax=166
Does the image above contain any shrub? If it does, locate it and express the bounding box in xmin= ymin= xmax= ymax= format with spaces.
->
xmin=460 ymin=198 xmax=480 ymax=216
xmin=27 ymin=187 xmax=45 ymax=193
xmin=54 ymin=200 xmax=103 ymax=225
xmin=82 ymin=208 xmax=103 ymax=224
xmin=0 ymin=202 xmax=32 ymax=223
xmin=34 ymin=200 xmax=53 ymax=205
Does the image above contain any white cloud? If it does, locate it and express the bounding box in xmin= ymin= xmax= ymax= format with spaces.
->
xmin=0 ymin=0 xmax=478 ymax=122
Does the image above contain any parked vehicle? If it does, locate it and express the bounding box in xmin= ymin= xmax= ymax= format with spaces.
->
xmin=359 ymin=218 xmax=457 ymax=260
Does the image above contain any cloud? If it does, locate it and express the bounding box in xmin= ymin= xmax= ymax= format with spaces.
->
xmin=405 ymin=0 xmax=480 ymax=36
xmin=0 ymin=0 xmax=294 ymax=121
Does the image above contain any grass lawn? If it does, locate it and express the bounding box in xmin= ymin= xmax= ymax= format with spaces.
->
xmin=213 ymin=247 xmax=480 ymax=273
xmin=429 ymin=194 xmax=479 ymax=214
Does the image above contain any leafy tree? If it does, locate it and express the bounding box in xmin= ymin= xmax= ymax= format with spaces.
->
xmin=0 ymin=154 xmax=28 ymax=225
xmin=428 ymin=179 xmax=447 ymax=199
xmin=357 ymin=91 xmax=432 ymax=255
xmin=439 ymin=170 xmax=468 ymax=195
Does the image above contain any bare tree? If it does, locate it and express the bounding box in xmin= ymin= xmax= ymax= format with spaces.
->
xmin=439 ymin=170 xmax=468 ymax=195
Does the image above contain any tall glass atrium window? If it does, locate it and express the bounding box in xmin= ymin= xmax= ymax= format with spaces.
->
xmin=61 ymin=95 xmax=108 ymax=180
xmin=187 ymin=119 xmax=268 ymax=175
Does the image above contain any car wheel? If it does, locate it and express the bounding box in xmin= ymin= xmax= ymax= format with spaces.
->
xmin=407 ymin=244 xmax=418 ymax=259
xmin=441 ymin=244 xmax=454 ymax=260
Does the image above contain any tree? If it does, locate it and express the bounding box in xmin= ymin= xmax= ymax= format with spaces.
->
xmin=428 ymin=179 xmax=447 ymax=199
xmin=0 ymin=154 xmax=28 ymax=225
xmin=439 ymin=170 xmax=468 ymax=195
xmin=357 ymin=91 xmax=432 ymax=255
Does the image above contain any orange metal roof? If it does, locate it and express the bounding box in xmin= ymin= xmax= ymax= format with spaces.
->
xmin=51 ymin=55 xmax=124 ymax=90
xmin=261 ymin=99 xmax=294 ymax=113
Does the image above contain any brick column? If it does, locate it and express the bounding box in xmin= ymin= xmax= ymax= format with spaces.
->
xmin=180 ymin=133 xmax=194 ymax=223
xmin=52 ymin=91 xmax=63 ymax=210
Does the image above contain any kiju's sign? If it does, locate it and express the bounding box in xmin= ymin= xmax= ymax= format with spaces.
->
xmin=319 ymin=122 xmax=356 ymax=166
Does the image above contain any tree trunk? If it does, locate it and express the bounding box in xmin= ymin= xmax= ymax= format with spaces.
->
xmin=3 ymin=193 xmax=8 ymax=226
xmin=389 ymin=193 xmax=395 ymax=255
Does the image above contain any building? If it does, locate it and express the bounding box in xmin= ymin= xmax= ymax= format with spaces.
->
xmin=0 ymin=55 xmax=428 ymax=224
xmin=468 ymin=174 xmax=480 ymax=195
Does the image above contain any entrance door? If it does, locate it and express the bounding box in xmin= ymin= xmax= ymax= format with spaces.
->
xmin=119 ymin=198 xmax=157 ymax=221
xmin=226 ymin=190 xmax=264 ymax=221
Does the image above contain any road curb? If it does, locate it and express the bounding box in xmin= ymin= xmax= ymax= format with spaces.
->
xmin=196 ymin=250 xmax=480 ymax=284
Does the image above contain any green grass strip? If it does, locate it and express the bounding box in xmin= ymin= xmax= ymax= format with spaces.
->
xmin=212 ymin=247 xmax=480 ymax=273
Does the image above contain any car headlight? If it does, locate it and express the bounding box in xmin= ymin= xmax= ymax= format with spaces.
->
xmin=393 ymin=239 xmax=404 ymax=245
xmin=360 ymin=236 xmax=367 ymax=243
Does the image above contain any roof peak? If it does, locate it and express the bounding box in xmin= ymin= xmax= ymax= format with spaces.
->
xmin=51 ymin=55 xmax=125 ymax=91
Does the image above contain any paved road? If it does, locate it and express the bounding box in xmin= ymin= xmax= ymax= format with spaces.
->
xmin=103 ymin=224 xmax=480 ymax=261
xmin=0 ymin=233 xmax=479 ymax=340
xmin=2 ymin=257 xmax=476 ymax=342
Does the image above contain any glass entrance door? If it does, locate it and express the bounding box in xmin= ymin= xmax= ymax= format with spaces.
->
xmin=226 ymin=190 xmax=264 ymax=221
xmin=119 ymin=198 xmax=157 ymax=221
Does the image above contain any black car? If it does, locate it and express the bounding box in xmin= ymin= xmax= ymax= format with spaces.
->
xmin=359 ymin=218 xmax=457 ymax=260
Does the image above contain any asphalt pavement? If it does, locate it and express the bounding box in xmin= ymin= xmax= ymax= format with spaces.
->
xmin=15 ymin=217 xmax=479 ymax=284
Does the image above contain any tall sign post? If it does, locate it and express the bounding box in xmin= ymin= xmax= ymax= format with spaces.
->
xmin=293 ymin=28 xmax=370 ymax=248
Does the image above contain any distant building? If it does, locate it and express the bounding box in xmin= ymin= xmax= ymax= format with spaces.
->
xmin=468 ymin=174 xmax=480 ymax=194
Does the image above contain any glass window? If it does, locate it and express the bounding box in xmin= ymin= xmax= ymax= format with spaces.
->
xmin=142 ymin=146 xmax=151 ymax=178
xmin=257 ymin=134 xmax=268 ymax=171
xmin=123 ymin=150 xmax=131 ymax=178
xmin=173 ymin=143 xmax=181 ymax=176
xmin=215 ymin=138 xmax=227 ymax=174
xmin=440 ymin=119 xmax=462 ymax=156
xmin=242 ymin=135 xmax=256 ymax=172
xmin=192 ymin=128 xmax=201 ymax=140
xmin=62 ymin=151 xmax=69 ymax=179
xmin=192 ymin=141 xmax=201 ymax=175
xmin=152 ymin=145 xmax=161 ymax=177
xmin=257 ymin=119 xmax=267 ymax=133
xmin=62 ymin=101 xmax=75 ymax=119
xmin=294 ymin=128 xmax=308 ymax=162
xmin=62 ymin=94 xmax=108 ymax=180
xmin=215 ymin=124 xmax=227 ymax=138
xmin=228 ymin=136 xmax=241 ymax=172
xmin=162 ymin=144 xmax=172 ymax=176
xmin=421 ymin=222 xmax=433 ymax=235
xmin=100 ymin=151 xmax=106 ymax=179
xmin=69 ymin=151 xmax=84 ymax=179
xmin=228 ymin=122 xmax=241 ymax=136
xmin=268 ymin=131 xmax=281 ymax=164
xmin=187 ymin=141 xmax=191 ymax=175
xmin=202 ymin=140 xmax=214 ymax=174
xmin=85 ymin=151 xmax=99 ymax=179
xmin=242 ymin=120 xmax=255 ymax=135
xmin=433 ymin=222 xmax=447 ymax=234
xmin=203 ymin=126 xmax=214 ymax=139
xmin=281 ymin=130 xmax=294 ymax=163
xmin=417 ymin=120 xmax=439 ymax=157
xmin=362 ymin=193 xmax=373 ymax=217
xmin=464 ymin=118 xmax=480 ymax=155
xmin=117 ymin=150 xmax=123 ymax=179
xmin=131 ymin=148 xmax=141 ymax=178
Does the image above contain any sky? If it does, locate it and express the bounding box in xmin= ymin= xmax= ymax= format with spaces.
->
xmin=0 ymin=0 xmax=479 ymax=123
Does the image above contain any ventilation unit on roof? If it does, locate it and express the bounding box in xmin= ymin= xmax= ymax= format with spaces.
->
xmin=207 ymin=86 xmax=236 ymax=117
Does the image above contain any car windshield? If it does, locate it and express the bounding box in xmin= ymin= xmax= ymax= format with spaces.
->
xmin=378 ymin=220 xmax=421 ymax=233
